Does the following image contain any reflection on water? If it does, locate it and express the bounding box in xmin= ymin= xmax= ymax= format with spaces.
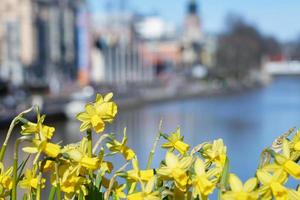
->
xmin=2 ymin=76 xmax=300 ymax=183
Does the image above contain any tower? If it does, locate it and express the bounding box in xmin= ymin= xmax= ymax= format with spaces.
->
xmin=182 ymin=0 xmax=203 ymax=67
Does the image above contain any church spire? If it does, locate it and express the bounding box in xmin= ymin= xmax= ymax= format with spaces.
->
xmin=188 ymin=0 xmax=198 ymax=14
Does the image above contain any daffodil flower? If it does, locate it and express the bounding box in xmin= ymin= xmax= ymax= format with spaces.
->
xmin=20 ymin=169 xmax=45 ymax=191
xmin=62 ymin=138 xmax=100 ymax=170
xmin=127 ymin=177 xmax=160 ymax=200
xmin=191 ymin=158 xmax=216 ymax=198
xmin=107 ymin=132 xmax=135 ymax=160
xmin=52 ymin=165 xmax=88 ymax=200
xmin=94 ymin=93 xmax=118 ymax=122
xmin=202 ymin=139 xmax=227 ymax=167
xmin=222 ymin=174 xmax=258 ymax=200
xmin=21 ymin=115 xmax=55 ymax=140
xmin=22 ymin=139 xmax=61 ymax=158
xmin=0 ymin=162 xmax=13 ymax=199
xmin=272 ymin=139 xmax=300 ymax=179
xmin=157 ymin=152 xmax=193 ymax=191
xmin=101 ymin=177 xmax=127 ymax=200
xmin=161 ymin=128 xmax=190 ymax=155
xmin=256 ymin=169 xmax=288 ymax=200
xmin=76 ymin=93 xmax=117 ymax=133
xmin=119 ymin=157 xmax=154 ymax=182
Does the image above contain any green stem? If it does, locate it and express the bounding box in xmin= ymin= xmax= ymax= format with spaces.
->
xmin=218 ymin=157 xmax=230 ymax=200
xmin=11 ymin=136 xmax=32 ymax=200
xmin=36 ymin=172 xmax=42 ymax=200
xmin=12 ymin=139 xmax=21 ymax=200
xmin=146 ymin=120 xmax=163 ymax=169
xmin=55 ymin=162 xmax=62 ymax=200
xmin=87 ymin=129 xmax=92 ymax=157
xmin=0 ymin=106 xmax=33 ymax=162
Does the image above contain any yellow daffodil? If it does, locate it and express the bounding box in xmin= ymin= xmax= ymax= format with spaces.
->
xmin=94 ymin=93 xmax=118 ymax=122
xmin=161 ymin=128 xmax=190 ymax=155
xmin=273 ymin=139 xmax=300 ymax=179
xmin=222 ymin=174 xmax=258 ymax=200
xmin=202 ymin=139 xmax=227 ymax=167
xmin=21 ymin=115 xmax=55 ymax=140
xmin=20 ymin=169 xmax=45 ymax=191
xmin=192 ymin=158 xmax=216 ymax=198
xmin=76 ymin=93 xmax=117 ymax=133
xmin=62 ymin=137 xmax=100 ymax=170
xmin=107 ymin=132 xmax=135 ymax=160
xmin=22 ymin=139 xmax=61 ymax=158
xmin=256 ymin=169 xmax=288 ymax=200
xmin=0 ymin=163 xmax=12 ymax=190
xmin=127 ymin=177 xmax=160 ymax=200
xmin=101 ymin=177 xmax=127 ymax=200
xmin=52 ymin=166 xmax=88 ymax=200
xmin=121 ymin=157 xmax=154 ymax=182
xmin=0 ymin=162 xmax=13 ymax=199
xmin=287 ymin=186 xmax=300 ymax=199
xmin=157 ymin=152 xmax=193 ymax=191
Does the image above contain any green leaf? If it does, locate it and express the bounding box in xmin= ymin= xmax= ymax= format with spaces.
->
xmin=17 ymin=155 xmax=30 ymax=182
xmin=48 ymin=186 xmax=56 ymax=200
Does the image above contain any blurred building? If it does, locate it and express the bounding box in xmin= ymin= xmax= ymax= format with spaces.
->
xmin=0 ymin=0 xmax=79 ymax=89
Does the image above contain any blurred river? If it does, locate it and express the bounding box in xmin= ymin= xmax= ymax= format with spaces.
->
xmin=2 ymin=75 xmax=300 ymax=183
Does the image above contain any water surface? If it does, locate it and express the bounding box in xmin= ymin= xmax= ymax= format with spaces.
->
xmin=3 ymin=76 xmax=300 ymax=183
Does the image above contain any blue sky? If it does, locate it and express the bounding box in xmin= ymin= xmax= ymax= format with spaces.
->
xmin=89 ymin=0 xmax=300 ymax=42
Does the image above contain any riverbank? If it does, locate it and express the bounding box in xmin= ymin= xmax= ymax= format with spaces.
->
xmin=0 ymin=77 xmax=266 ymax=128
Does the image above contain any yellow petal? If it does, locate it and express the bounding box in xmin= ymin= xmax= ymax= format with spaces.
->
xmin=283 ymin=160 xmax=300 ymax=179
xmin=104 ymin=92 xmax=113 ymax=102
xmin=194 ymin=158 xmax=206 ymax=175
xmin=178 ymin=156 xmax=193 ymax=170
xmin=256 ymin=170 xmax=272 ymax=185
xmin=127 ymin=192 xmax=144 ymax=200
xmin=243 ymin=177 xmax=257 ymax=192
xmin=22 ymin=147 xmax=38 ymax=154
xmin=165 ymin=152 xmax=179 ymax=169
xmin=282 ymin=139 xmax=290 ymax=158
xmin=294 ymin=141 xmax=300 ymax=151
xmin=229 ymin=174 xmax=243 ymax=192
xmin=76 ymin=112 xmax=90 ymax=121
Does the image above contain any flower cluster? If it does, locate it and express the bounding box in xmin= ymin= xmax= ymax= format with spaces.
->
xmin=0 ymin=93 xmax=300 ymax=200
